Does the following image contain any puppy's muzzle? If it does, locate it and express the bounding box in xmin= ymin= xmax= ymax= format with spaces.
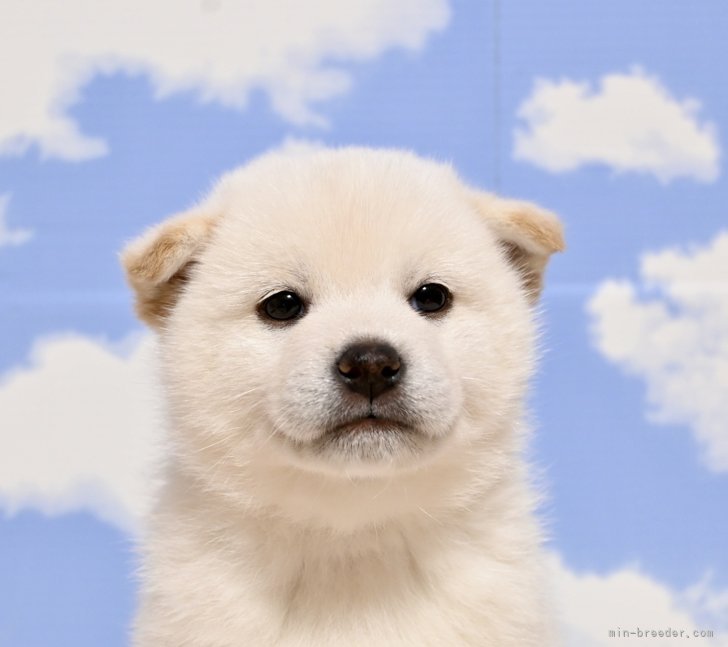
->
xmin=336 ymin=341 xmax=403 ymax=400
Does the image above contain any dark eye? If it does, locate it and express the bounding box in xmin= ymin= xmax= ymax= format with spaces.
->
xmin=260 ymin=291 xmax=304 ymax=322
xmin=410 ymin=283 xmax=451 ymax=314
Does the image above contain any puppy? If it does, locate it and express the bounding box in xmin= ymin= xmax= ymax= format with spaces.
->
xmin=122 ymin=147 xmax=564 ymax=646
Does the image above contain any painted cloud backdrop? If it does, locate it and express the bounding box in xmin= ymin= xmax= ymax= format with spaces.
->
xmin=1 ymin=1 xmax=726 ymax=645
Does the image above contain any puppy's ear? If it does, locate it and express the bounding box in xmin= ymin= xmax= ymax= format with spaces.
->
xmin=470 ymin=191 xmax=565 ymax=301
xmin=121 ymin=208 xmax=218 ymax=328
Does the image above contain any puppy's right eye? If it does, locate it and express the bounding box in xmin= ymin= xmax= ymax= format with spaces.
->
xmin=259 ymin=291 xmax=304 ymax=322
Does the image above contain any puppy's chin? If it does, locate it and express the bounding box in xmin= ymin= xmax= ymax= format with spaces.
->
xmin=271 ymin=418 xmax=445 ymax=478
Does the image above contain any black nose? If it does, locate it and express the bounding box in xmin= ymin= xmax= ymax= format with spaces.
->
xmin=336 ymin=341 xmax=403 ymax=400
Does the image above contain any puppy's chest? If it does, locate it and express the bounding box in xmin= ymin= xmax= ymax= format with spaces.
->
xmin=273 ymin=548 xmax=438 ymax=644
xmin=150 ymin=527 xmax=500 ymax=646
xmin=247 ymin=529 xmax=443 ymax=628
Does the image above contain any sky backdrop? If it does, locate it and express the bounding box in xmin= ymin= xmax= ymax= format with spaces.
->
xmin=1 ymin=1 xmax=727 ymax=645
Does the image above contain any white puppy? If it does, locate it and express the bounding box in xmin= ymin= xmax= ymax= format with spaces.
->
xmin=122 ymin=148 xmax=564 ymax=646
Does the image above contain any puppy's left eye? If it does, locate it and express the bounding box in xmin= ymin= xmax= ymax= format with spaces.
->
xmin=260 ymin=291 xmax=304 ymax=322
xmin=410 ymin=283 xmax=451 ymax=314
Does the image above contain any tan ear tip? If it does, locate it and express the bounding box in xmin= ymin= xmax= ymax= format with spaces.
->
xmin=529 ymin=204 xmax=565 ymax=254
xmin=548 ymin=219 xmax=567 ymax=254
xmin=119 ymin=239 xmax=154 ymax=283
xmin=504 ymin=203 xmax=564 ymax=257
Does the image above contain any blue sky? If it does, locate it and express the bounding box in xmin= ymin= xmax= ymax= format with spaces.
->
xmin=1 ymin=1 xmax=726 ymax=645
xmin=497 ymin=0 xmax=728 ymax=588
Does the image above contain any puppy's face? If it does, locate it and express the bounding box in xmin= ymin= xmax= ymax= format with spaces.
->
xmin=123 ymin=149 xmax=563 ymax=521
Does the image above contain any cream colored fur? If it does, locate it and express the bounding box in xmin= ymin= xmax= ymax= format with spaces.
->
xmin=122 ymin=148 xmax=564 ymax=646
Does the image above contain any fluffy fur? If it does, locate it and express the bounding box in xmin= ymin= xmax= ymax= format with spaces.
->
xmin=122 ymin=148 xmax=564 ymax=646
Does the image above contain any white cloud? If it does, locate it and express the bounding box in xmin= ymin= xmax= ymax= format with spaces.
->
xmin=0 ymin=0 xmax=449 ymax=161
xmin=0 ymin=194 xmax=33 ymax=247
xmin=514 ymin=69 xmax=720 ymax=183
xmin=588 ymin=232 xmax=728 ymax=472
xmin=0 ymin=333 xmax=163 ymax=533
xmin=552 ymin=555 xmax=728 ymax=646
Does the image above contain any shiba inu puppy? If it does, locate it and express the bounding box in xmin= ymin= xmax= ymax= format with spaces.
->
xmin=122 ymin=147 xmax=564 ymax=646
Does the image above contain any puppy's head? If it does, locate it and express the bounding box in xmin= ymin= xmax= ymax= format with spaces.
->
xmin=123 ymin=149 xmax=563 ymax=527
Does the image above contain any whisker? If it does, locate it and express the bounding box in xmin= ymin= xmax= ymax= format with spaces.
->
xmin=372 ymin=476 xmax=394 ymax=500
xmin=229 ymin=385 xmax=262 ymax=401
xmin=417 ymin=505 xmax=442 ymax=525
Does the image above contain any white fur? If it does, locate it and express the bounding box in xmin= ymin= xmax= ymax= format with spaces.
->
xmin=126 ymin=148 xmax=560 ymax=646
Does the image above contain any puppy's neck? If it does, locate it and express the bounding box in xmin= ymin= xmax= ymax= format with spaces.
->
xmin=153 ymin=451 xmax=535 ymax=555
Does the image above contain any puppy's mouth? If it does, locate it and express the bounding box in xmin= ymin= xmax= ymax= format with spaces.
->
xmin=330 ymin=415 xmax=413 ymax=437
xmin=300 ymin=412 xmax=421 ymax=464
